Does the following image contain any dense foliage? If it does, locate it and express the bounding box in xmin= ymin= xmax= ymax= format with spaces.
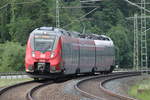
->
xmin=0 ymin=42 xmax=25 ymax=72
xmin=0 ymin=0 xmax=149 ymax=71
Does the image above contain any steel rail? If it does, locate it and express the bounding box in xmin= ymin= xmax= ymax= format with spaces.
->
xmin=26 ymin=81 xmax=54 ymax=100
xmin=100 ymin=72 xmax=140 ymax=100
xmin=0 ymin=80 xmax=35 ymax=96
xmin=75 ymin=72 xmax=140 ymax=100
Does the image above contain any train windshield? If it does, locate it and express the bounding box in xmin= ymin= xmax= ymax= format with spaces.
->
xmin=33 ymin=34 xmax=56 ymax=52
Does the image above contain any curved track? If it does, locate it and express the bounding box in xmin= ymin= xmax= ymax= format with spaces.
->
xmin=0 ymin=72 xmax=141 ymax=100
xmin=26 ymin=81 xmax=53 ymax=100
xmin=75 ymin=72 xmax=140 ymax=100
xmin=0 ymin=80 xmax=52 ymax=100
xmin=0 ymin=75 xmax=81 ymax=100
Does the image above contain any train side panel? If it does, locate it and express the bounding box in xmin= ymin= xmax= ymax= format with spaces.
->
xmin=79 ymin=39 xmax=95 ymax=73
xmin=95 ymin=40 xmax=115 ymax=72
xmin=25 ymin=37 xmax=35 ymax=72
xmin=61 ymin=36 xmax=79 ymax=74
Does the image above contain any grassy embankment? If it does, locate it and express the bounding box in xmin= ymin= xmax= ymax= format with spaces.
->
xmin=0 ymin=78 xmax=32 ymax=88
xmin=129 ymin=77 xmax=150 ymax=100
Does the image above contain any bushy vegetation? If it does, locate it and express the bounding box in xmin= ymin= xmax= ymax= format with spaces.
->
xmin=0 ymin=42 xmax=25 ymax=72
xmin=0 ymin=78 xmax=32 ymax=87
xmin=0 ymin=0 xmax=149 ymax=71
xmin=129 ymin=78 xmax=150 ymax=100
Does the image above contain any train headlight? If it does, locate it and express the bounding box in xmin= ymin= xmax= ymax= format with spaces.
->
xmin=50 ymin=52 xmax=55 ymax=58
xmin=32 ymin=52 xmax=35 ymax=57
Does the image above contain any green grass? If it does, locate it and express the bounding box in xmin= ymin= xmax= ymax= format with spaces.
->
xmin=0 ymin=78 xmax=32 ymax=88
xmin=129 ymin=78 xmax=150 ymax=100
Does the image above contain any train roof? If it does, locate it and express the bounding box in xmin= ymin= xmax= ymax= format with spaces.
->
xmin=30 ymin=27 xmax=112 ymax=41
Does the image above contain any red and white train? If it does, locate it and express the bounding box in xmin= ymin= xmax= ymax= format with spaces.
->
xmin=25 ymin=27 xmax=115 ymax=79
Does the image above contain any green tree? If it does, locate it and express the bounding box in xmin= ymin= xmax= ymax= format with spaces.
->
xmin=0 ymin=0 xmax=149 ymax=70
xmin=8 ymin=17 xmax=35 ymax=44
xmin=0 ymin=42 xmax=25 ymax=72
xmin=108 ymin=24 xmax=132 ymax=68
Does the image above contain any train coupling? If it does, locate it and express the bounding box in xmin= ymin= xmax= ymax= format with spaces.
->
xmin=37 ymin=63 xmax=46 ymax=72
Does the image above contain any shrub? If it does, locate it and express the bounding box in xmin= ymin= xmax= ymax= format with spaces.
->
xmin=0 ymin=42 xmax=25 ymax=72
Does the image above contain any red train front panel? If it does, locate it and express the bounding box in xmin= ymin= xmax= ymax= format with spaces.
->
xmin=25 ymin=31 xmax=62 ymax=74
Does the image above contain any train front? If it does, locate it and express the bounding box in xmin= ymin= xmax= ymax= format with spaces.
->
xmin=25 ymin=27 xmax=62 ymax=78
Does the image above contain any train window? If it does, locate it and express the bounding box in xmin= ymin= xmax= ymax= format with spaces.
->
xmin=31 ymin=34 xmax=56 ymax=52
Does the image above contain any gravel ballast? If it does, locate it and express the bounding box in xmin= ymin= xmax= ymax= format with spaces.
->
xmin=32 ymin=79 xmax=92 ymax=100
xmin=104 ymin=75 xmax=149 ymax=98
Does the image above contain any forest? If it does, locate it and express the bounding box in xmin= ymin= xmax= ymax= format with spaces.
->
xmin=0 ymin=0 xmax=149 ymax=72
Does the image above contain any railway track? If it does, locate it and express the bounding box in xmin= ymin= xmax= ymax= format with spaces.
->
xmin=0 ymin=72 xmax=141 ymax=100
xmin=0 ymin=80 xmax=52 ymax=100
xmin=75 ymin=72 xmax=140 ymax=100
xmin=26 ymin=81 xmax=53 ymax=100
xmin=0 ymin=75 xmax=81 ymax=100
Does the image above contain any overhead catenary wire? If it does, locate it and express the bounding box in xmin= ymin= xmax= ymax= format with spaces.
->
xmin=80 ymin=0 xmax=102 ymax=3
xmin=63 ymin=7 xmax=99 ymax=28
xmin=0 ymin=4 xmax=9 ymax=10
xmin=125 ymin=0 xmax=149 ymax=73
xmin=60 ymin=6 xmax=100 ymax=9
xmin=0 ymin=0 xmax=40 ymax=11
xmin=124 ymin=0 xmax=150 ymax=13
xmin=11 ymin=0 xmax=40 ymax=5
xmin=126 ymin=16 xmax=150 ymax=20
